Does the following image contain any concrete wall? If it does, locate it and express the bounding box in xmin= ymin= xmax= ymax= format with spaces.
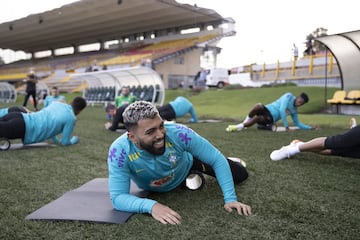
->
xmin=155 ymin=49 xmax=202 ymax=89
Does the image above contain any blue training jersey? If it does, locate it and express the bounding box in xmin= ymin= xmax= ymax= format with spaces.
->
xmin=169 ymin=96 xmax=198 ymax=122
xmin=44 ymin=95 xmax=66 ymax=108
xmin=107 ymin=123 xmax=237 ymax=214
xmin=265 ymin=92 xmax=311 ymax=129
xmin=22 ymin=101 xmax=78 ymax=145
xmin=0 ymin=108 xmax=9 ymax=118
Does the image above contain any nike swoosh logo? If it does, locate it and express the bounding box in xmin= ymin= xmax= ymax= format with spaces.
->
xmin=136 ymin=169 xmax=145 ymax=173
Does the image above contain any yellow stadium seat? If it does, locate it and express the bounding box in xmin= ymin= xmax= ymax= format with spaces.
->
xmin=327 ymin=90 xmax=346 ymax=104
xmin=339 ymin=90 xmax=360 ymax=104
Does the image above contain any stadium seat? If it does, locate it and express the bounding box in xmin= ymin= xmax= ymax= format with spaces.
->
xmin=133 ymin=86 xmax=142 ymax=99
xmin=86 ymin=88 xmax=96 ymax=101
xmin=129 ymin=86 xmax=137 ymax=96
xmin=109 ymin=86 xmax=116 ymax=101
xmin=102 ymin=86 xmax=115 ymax=102
xmin=138 ymin=85 xmax=148 ymax=100
xmin=142 ymin=85 xmax=155 ymax=102
xmin=339 ymin=90 xmax=360 ymax=104
xmin=327 ymin=90 xmax=346 ymax=114
xmin=327 ymin=90 xmax=346 ymax=104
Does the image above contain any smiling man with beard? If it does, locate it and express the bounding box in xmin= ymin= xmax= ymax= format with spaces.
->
xmin=107 ymin=101 xmax=251 ymax=225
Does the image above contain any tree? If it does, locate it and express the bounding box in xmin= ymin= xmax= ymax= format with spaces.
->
xmin=304 ymin=27 xmax=328 ymax=56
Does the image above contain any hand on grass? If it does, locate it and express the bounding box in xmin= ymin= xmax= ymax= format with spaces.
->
xmin=224 ymin=201 xmax=252 ymax=216
xmin=151 ymin=202 xmax=182 ymax=225
xmin=311 ymin=125 xmax=320 ymax=130
xmin=105 ymin=122 xmax=111 ymax=129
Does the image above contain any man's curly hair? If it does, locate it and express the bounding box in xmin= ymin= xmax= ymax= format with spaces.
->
xmin=122 ymin=101 xmax=159 ymax=130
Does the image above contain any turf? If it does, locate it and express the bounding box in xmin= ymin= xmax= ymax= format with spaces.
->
xmin=0 ymin=86 xmax=359 ymax=240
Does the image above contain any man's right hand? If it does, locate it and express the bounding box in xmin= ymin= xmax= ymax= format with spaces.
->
xmin=151 ymin=202 xmax=182 ymax=225
xmin=311 ymin=125 xmax=320 ymax=130
xmin=105 ymin=122 xmax=111 ymax=129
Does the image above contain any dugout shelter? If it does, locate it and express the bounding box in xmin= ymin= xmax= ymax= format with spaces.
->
xmin=72 ymin=66 xmax=165 ymax=105
xmin=316 ymin=30 xmax=360 ymax=91
xmin=0 ymin=82 xmax=16 ymax=103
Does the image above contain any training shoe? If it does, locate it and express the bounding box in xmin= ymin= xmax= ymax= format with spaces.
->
xmin=349 ymin=118 xmax=357 ymax=129
xmin=228 ymin=157 xmax=247 ymax=167
xmin=0 ymin=138 xmax=11 ymax=151
xmin=270 ymin=145 xmax=293 ymax=161
xmin=226 ymin=125 xmax=239 ymax=132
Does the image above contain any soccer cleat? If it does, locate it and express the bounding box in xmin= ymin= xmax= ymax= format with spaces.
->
xmin=226 ymin=125 xmax=239 ymax=132
xmin=270 ymin=145 xmax=293 ymax=161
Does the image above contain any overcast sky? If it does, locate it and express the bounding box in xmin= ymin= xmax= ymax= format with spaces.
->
xmin=1 ymin=0 xmax=359 ymax=68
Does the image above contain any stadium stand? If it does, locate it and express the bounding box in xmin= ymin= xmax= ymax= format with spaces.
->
xmin=0 ymin=0 xmax=235 ymax=97
xmin=0 ymin=31 xmax=227 ymax=95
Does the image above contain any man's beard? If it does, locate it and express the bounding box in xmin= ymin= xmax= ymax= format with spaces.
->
xmin=139 ymin=138 xmax=166 ymax=155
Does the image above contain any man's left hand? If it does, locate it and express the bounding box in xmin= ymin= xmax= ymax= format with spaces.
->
xmin=224 ymin=201 xmax=252 ymax=216
xmin=105 ymin=122 xmax=111 ymax=129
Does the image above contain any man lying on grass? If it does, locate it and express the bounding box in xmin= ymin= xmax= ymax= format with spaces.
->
xmin=270 ymin=121 xmax=360 ymax=161
xmin=105 ymin=96 xmax=198 ymax=132
xmin=0 ymin=97 xmax=87 ymax=146
xmin=107 ymin=101 xmax=251 ymax=225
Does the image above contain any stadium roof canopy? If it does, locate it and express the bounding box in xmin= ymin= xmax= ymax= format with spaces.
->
xmin=316 ymin=30 xmax=360 ymax=90
xmin=0 ymin=0 xmax=231 ymax=53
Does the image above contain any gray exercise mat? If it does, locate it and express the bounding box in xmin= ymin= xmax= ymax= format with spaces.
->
xmin=26 ymin=178 xmax=148 ymax=224
xmin=10 ymin=142 xmax=56 ymax=150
